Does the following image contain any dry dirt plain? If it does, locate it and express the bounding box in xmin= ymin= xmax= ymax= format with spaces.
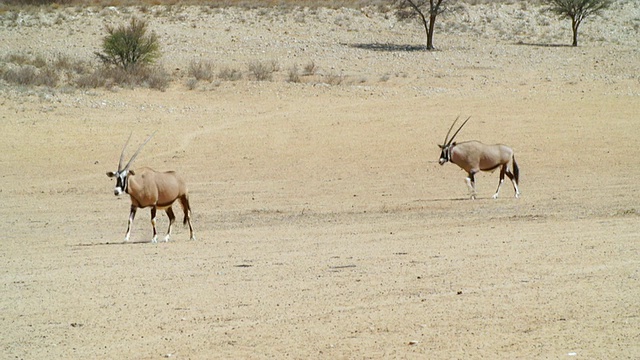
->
xmin=1 ymin=2 xmax=639 ymax=359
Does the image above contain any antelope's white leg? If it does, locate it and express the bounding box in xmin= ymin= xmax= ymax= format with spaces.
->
xmin=187 ymin=215 xmax=195 ymax=241
xmin=125 ymin=206 xmax=136 ymax=242
xmin=493 ymin=166 xmax=508 ymax=199
xmin=164 ymin=207 xmax=175 ymax=242
xmin=188 ymin=218 xmax=195 ymax=241
xmin=465 ymin=177 xmax=476 ymax=200
xmin=493 ymin=179 xmax=504 ymax=199
xmin=151 ymin=207 xmax=158 ymax=243
xmin=513 ymin=182 xmax=521 ymax=198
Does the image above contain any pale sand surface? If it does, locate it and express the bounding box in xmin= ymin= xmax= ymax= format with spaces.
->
xmin=1 ymin=3 xmax=639 ymax=359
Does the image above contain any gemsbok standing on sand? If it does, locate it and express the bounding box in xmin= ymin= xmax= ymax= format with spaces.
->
xmin=438 ymin=117 xmax=520 ymax=200
xmin=107 ymin=133 xmax=195 ymax=243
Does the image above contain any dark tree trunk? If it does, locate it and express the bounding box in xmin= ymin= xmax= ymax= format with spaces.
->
xmin=571 ymin=16 xmax=580 ymax=46
xmin=404 ymin=0 xmax=443 ymax=51
xmin=427 ymin=13 xmax=437 ymax=50
xmin=415 ymin=6 xmax=432 ymax=50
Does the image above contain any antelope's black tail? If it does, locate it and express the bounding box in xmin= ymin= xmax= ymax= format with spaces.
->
xmin=512 ymin=156 xmax=520 ymax=184
xmin=180 ymin=194 xmax=191 ymax=225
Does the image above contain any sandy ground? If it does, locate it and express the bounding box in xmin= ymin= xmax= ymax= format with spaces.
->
xmin=1 ymin=3 xmax=639 ymax=359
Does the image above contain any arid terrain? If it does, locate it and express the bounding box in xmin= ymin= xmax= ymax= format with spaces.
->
xmin=1 ymin=2 xmax=639 ymax=359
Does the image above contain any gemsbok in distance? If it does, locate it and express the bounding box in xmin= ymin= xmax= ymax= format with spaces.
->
xmin=438 ymin=117 xmax=520 ymax=199
xmin=107 ymin=133 xmax=195 ymax=243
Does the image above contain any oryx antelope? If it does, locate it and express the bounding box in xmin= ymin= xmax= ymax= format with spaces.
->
xmin=438 ymin=117 xmax=520 ymax=199
xmin=107 ymin=133 xmax=195 ymax=243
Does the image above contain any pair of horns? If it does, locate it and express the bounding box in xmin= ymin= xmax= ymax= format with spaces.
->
xmin=118 ymin=132 xmax=157 ymax=172
xmin=442 ymin=116 xmax=470 ymax=146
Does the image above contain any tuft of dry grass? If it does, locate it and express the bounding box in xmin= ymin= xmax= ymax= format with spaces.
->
xmin=302 ymin=61 xmax=318 ymax=76
xmin=74 ymin=64 xmax=170 ymax=91
xmin=247 ymin=60 xmax=278 ymax=81
xmin=188 ymin=59 xmax=214 ymax=82
xmin=218 ymin=66 xmax=242 ymax=81
xmin=185 ymin=77 xmax=198 ymax=90
xmin=287 ymin=65 xmax=300 ymax=83
xmin=0 ymin=50 xmax=170 ymax=91
xmin=324 ymin=72 xmax=344 ymax=85
xmin=0 ymin=53 xmax=59 ymax=87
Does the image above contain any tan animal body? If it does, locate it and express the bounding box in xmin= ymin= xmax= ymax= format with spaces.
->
xmin=438 ymin=117 xmax=520 ymax=199
xmin=107 ymin=133 xmax=195 ymax=243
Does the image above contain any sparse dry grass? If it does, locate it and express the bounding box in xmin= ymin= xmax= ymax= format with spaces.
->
xmin=247 ymin=60 xmax=278 ymax=81
xmin=218 ymin=66 xmax=242 ymax=81
xmin=188 ymin=59 xmax=214 ymax=82
xmin=324 ymin=72 xmax=345 ymax=85
xmin=303 ymin=61 xmax=318 ymax=76
xmin=0 ymin=52 xmax=170 ymax=91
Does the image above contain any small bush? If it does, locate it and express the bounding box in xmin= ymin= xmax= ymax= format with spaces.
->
xmin=75 ymin=70 xmax=108 ymax=89
xmin=95 ymin=18 xmax=160 ymax=72
xmin=139 ymin=66 xmax=170 ymax=91
xmin=74 ymin=64 xmax=169 ymax=90
xmin=218 ymin=67 xmax=242 ymax=81
xmin=325 ymin=73 xmax=345 ymax=85
xmin=185 ymin=77 xmax=198 ymax=90
xmin=303 ymin=60 xmax=318 ymax=76
xmin=188 ymin=60 xmax=214 ymax=81
xmin=248 ymin=60 xmax=278 ymax=81
xmin=5 ymin=53 xmax=31 ymax=66
xmin=35 ymin=67 xmax=59 ymax=87
xmin=53 ymin=53 xmax=90 ymax=75
xmin=53 ymin=54 xmax=73 ymax=71
xmin=287 ymin=65 xmax=301 ymax=83
xmin=2 ymin=66 xmax=37 ymax=85
xmin=32 ymin=54 xmax=47 ymax=69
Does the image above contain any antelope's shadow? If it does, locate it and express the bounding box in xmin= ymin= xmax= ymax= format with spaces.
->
xmin=73 ymin=240 xmax=153 ymax=247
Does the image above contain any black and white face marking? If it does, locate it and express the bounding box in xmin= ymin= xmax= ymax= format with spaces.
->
xmin=438 ymin=145 xmax=450 ymax=165
xmin=107 ymin=170 xmax=129 ymax=196
xmin=115 ymin=170 xmax=129 ymax=195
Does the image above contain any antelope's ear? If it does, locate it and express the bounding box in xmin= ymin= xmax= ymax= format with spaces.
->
xmin=106 ymin=171 xmax=117 ymax=177
xmin=128 ymin=170 xmax=136 ymax=175
xmin=438 ymin=144 xmax=444 ymax=149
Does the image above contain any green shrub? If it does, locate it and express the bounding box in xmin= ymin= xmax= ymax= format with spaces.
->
xmin=95 ymin=18 xmax=160 ymax=72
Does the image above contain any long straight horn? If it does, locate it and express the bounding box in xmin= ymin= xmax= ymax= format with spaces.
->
xmin=118 ymin=133 xmax=133 ymax=172
xmin=123 ymin=131 xmax=157 ymax=171
xmin=443 ymin=116 xmax=460 ymax=145
xmin=447 ymin=116 xmax=471 ymax=146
